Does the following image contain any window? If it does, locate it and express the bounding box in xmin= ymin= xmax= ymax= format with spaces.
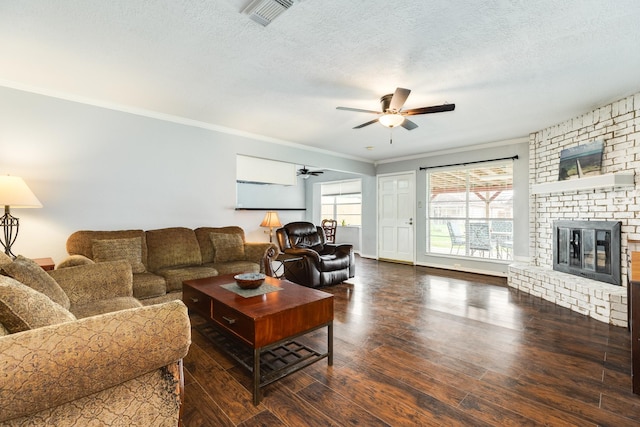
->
xmin=427 ymin=162 xmax=513 ymax=260
xmin=321 ymin=179 xmax=362 ymax=226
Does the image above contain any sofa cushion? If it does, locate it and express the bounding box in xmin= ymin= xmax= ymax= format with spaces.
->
xmin=205 ymin=260 xmax=259 ymax=276
xmin=195 ymin=226 xmax=245 ymax=263
xmin=0 ymin=275 xmax=76 ymax=333
xmin=0 ymin=252 xmax=12 ymax=268
xmin=155 ymin=266 xmax=218 ymax=292
xmin=2 ymin=255 xmax=71 ymax=309
xmin=210 ymin=232 xmax=245 ymax=263
xmin=48 ymin=260 xmax=134 ymax=309
xmin=92 ymin=237 xmax=146 ymax=273
xmin=66 ymin=229 xmax=148 ymax=264
xmin=71 ymin=297 xmax=142 ymax=319
xmin=131 ymin=272 xmax=167 ymax=300
xmin=145 ymin=227 xmax=202 ymax=271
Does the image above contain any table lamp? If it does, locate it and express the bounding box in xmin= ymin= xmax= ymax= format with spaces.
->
xmin=260 ymin=211 xmax=281 ymax=243
xmin=0 ymin=175 xmax=42 ymax=257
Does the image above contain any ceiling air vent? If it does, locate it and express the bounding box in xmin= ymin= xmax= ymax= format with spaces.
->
xmin=242 ymin=0 xmax=294 ymax=26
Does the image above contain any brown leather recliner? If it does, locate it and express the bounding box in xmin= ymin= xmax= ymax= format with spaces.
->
xmin=275 ymin=221 xmax=355 ymax=288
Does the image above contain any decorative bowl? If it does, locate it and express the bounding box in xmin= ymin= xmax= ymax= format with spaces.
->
xmin=234 ymin=273 xmax=266 ymax=289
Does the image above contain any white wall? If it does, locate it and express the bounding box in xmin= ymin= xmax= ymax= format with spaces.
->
xmin=0 ymin=86 xmax=374 ymax=264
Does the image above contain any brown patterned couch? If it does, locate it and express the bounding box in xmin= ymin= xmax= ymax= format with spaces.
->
xmin=63 ymin=226 xmax=278 ymax=305
xmin=0 ymin=255 xmax=191 ymax=426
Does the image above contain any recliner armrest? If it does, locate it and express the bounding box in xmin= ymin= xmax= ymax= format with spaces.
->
xmin=321 ymin=243 xmax=353 ymax=256
xmin=284 ymin=247 xmax=322 ymax=262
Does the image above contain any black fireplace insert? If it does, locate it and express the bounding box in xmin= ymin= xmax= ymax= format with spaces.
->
xmin=552 ymin=220 xmax=621 ymax=286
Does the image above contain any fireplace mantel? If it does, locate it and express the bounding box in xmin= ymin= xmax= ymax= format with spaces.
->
xmin=531 ymin=172 xmax=634 ymax=195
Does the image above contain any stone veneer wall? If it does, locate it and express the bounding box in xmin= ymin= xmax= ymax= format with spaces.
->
xmin=508 ymin=91 xmax=640 ymax=327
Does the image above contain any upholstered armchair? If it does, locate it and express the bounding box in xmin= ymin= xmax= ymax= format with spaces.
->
xmin=275 ymin=221 xmax=355 ymax=288
xmin=0 ymin=256 xmax=191 ymax=426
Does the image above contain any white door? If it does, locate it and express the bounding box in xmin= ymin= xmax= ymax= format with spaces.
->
xmin=378 ymin=172 xmax=415 ymax=263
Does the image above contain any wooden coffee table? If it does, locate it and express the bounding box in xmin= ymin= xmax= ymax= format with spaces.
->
xmin=183 ymin=274 xmax=334 ymax=405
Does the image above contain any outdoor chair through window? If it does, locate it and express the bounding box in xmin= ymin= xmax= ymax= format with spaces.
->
xmin=468 ymin=222 xmax=492 ymax=257
xmin=491 ymin=220 xmax=513 ymax=259
xmin=447 ymin=221 xmax=466 ymax=254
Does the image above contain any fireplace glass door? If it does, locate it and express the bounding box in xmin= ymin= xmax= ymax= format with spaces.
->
xmin=553 ymin=220 xmax=620 ymax=285
xmin=561 ymin=228 xmax=610 ymax=273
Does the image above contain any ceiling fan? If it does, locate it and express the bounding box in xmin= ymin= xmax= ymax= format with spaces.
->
xmin=297 ymin=166 xmax=323 ymax=179
xmin=336 ymin=87 xmax=455 ymax=131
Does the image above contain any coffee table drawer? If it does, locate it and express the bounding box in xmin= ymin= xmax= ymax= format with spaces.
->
xmin=213 ymin=301 xmax=254 ymax=345
xmin=183 ymin=286 xmax=211 ymax=317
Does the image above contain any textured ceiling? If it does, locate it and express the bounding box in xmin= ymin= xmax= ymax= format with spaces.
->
xmin=1 ymin=1 xmax=640 ymax=163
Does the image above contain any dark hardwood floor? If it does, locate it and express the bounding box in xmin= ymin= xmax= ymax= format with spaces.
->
xmin=181 ymin=257 xmax=640 ymax=426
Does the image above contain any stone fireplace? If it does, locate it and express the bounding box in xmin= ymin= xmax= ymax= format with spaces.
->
xmin=508 ymin=92 xmax=640 ymax=327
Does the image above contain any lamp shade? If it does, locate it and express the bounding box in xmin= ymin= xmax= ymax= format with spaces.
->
xmin=260 ymin=211 xmax=282 ymax=228
xmin=0 ymin=176 xmax=42 ymax=208
xmin=379 ymin=113 xmax=405 ymax=128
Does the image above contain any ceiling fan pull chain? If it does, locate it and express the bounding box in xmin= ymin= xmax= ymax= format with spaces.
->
xmin=389 ymin=129 xmax=393 ymax=144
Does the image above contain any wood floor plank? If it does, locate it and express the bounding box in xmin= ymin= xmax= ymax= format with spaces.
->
xmin=297 ymin=381 xmax=391 ymax=427
xmin=457 ymin=393 xmax=547 ymax=427
xmin=236 ymin=410 xmax=287 ymax=427
xmin=183 ymin=342 xmax=264 ymax=424
xmin=480 ymin=369 xmax=638 ymax=426
xmin=180 ymin=257 xmax=639 ymax=426
xmin=181 ymin=378 xmax=235 ymax=427
xmin=600 ymin=392 xmax=640 ymax=423
xmin=352 ymin=347 xmax=470 ymax=407
xmin=311 ymin=363 xmax=492 ymax=426
xmin=260 ymin=382 xmax=339 ymax=427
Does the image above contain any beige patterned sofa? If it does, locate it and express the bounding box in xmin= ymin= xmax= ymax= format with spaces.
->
xmin=0 ymin=255 xmax=191 ymax=426
xmin=63 ymin=226 xmax=278 ymax=305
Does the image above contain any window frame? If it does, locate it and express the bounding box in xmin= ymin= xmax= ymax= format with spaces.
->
xmin=320 ymin=179 xmax=362 ymax=227
xmin=426 ymin=161 xmax=514 ymax=260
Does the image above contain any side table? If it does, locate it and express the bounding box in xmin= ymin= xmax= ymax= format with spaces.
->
xmin=33 ymin=257 xmax=55 ymax=271
xmin=272 ymin=253 xmax=308 ymax=284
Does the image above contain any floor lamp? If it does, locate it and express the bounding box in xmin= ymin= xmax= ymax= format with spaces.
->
xmin=260 ymin=211 xmax=282 ymax=243
xmin=0 ymin=176 xmax=43 ymax=257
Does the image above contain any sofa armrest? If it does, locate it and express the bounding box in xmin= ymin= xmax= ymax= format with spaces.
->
xmin=48 ymin=259 xmax=134 ymax=306
xmin=56 ymin=254 xmax=95 ymax=269
xmin=244 ymin=242 xmax=279 ymax=272
xmin=0 ymin=300 xmax=191 ymax=423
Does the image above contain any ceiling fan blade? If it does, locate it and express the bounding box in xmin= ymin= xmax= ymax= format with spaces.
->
xmin=353 ymin=118 xmax=380 ymax=129
xmin=401 ymin=119 xmax=418 ymax=130
xmin=403 ymin=103 xmax=455 ymax=116
xmin=336 ymin=106 xmax=381 ymax=114
xmin=389 ymin=87 xmax=411 ymax=111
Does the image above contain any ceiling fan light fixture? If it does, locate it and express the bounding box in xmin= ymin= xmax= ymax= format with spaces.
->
xmin=379 ymin=113 xmax=405 ymax=128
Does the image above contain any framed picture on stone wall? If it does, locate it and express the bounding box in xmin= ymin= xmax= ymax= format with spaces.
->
xmin=558 ymin=140 xmax=604 ymax=181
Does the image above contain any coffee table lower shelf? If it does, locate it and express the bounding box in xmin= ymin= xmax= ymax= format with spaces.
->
xmin=195 ymin=321 xmax=332 ymax=405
